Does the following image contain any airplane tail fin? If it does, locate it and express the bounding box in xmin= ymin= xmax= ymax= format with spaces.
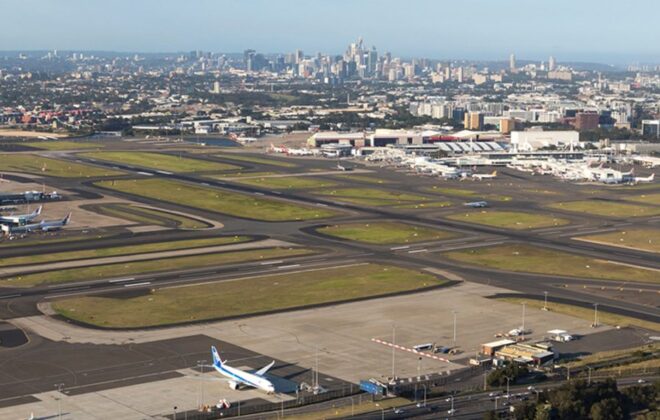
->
xmin=35 ymin=205 xmax=43 ymax=216
xmin=492 ymin=171 xmax=497 ymax=176
xmin=63 ymin=213 xmax=71 ymax=225
xmin=211 ymin=345 xmax=224 ymax=366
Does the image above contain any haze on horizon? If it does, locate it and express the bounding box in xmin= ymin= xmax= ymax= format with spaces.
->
xmin=3 ymin=0 xmax=659 ymax=65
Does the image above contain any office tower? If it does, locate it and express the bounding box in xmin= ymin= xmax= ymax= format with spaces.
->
xmin=548 ymin=56 xmax=556 ymax=71
xmin=509 ymin=53 xmax=516 ymax=71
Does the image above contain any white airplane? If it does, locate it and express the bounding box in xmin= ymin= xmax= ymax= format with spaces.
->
xmin=1 ymin=213 xmax=70 ymax=236
xmin=0 ymin=205 xmax=42 ymax=225
xmin=211 ymin=346 xmax=275 ymax=393
xmin=463 ymin=201 xmax=488 ymax=208
xmin=471 ymin=170 xmax=497 ymax=181
xmin=633 ymin=173 xmax=655 ymax=184
xmin=336 ymin=163 xmax=353 ymax=171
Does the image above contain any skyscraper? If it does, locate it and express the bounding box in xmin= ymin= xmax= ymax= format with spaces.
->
xmin=509 ymin=53 xmax=516 ymax=72
xmin=548 ymin=56 xmax=556 ymax=71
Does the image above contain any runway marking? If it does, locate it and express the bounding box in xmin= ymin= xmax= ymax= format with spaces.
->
xmin=260 ymin=260 xmax=283 ymax=265
xmin=156 ymin=170 xmax=173 ymax=175
xmin=200 ymin=182 xmax=210 ymax=186
xmin=124 ymin=281 xmax=151 ymax=287
xmin=253 ymin=192 xmax=264 ymax=196
xmin=408 ymin=249 xmax=428 ymax=254
xmin=277 ymin=264 xmax=301 ymax=269
xmin=137 ymin=171 xmax=153 ymax=176
xmin=315 ymin=203 xmax=328 ymax=207
xmin=108 ymin=277 xmax=136 ymax=283
xmin=0 ymin=294 xmax=21 ymax=299
xmin=432 ymin=241 xmax=505 ymax=252
xmin=371 ymin=338 xmax=454 ymax=364
xmin=390 ymin=245 xmax=410 ymax=250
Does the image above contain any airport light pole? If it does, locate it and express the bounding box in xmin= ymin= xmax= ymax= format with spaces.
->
xmin=452 ymin=310 xmax=457 ymax=348
xmin=197 ymin=359 xmax=206 ymax=409
xmin=391 ymin=324 xmax=396 ymax=381
xmin=55 ymin=383 xmax=64 ymax=420
xmin=521 ymin=302 xmax=526 ymax=335
xmin=375 ymin=403 xmax=385 ymax=420
xmin=543 ymin=291 xmax=548 ymax=311
xmin=593 ymin=303 xmax=599 ymax=327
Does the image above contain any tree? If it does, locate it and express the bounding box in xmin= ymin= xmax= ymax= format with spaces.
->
xmin=590 ymin=398 xmax=624 ymax=420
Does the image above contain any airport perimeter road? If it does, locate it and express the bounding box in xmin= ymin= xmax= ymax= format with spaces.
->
xmin=343 ymin=376 xmax=660 ymax=420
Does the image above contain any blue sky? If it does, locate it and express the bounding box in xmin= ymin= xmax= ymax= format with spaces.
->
xmin=2 ymin=0 xmax=659 ymax=63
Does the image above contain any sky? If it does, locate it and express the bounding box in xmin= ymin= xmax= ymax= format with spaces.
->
xmin=2 ymin=0 xmax=659 ymax=64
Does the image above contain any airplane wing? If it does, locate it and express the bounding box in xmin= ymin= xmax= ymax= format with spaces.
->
xmin=255 ymin=361 xmax=275 ymax=377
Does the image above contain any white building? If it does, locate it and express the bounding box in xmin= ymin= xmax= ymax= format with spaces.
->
xmin=510 ymin=130 xmax=580 ymax=151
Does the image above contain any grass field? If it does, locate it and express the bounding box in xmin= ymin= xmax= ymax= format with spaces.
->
xmin=24 ymin=141 xmax=103 ymax=151
xmin=497 ymin=297 xmax=660 ymax=334
xmin=0 ymin=231 xmax=115 ymax=248
xmin=318 ymin=222 xmax=458 ymax=244
xmin=79 ymin=151 xmax=240 ymax=172
xmin=51 ymin=263 xmax=444 ymax=327
xmin=576 ymin=229 xmax=660 ymax=253
xmin=90 ymin=203 xmax=209 ymax=229
xmin=215 ymin=153 xmax=296 ymax=168
xmin=230 ymin=175 xmax=337 ymax=189
xmin=96 ymin=179 xmax=339 ymax=221
xmin=317 ymin=187 xmax=432 ymax=207
xmin=0 ymin=236 xmax=247 ymax=268
xmin=625 ymin=193 xmax=660 ymax=206
xmin=426 ymin=186 xmax=512 ymax=202
xmin=444 ymin=244 xmax=660 ymax=283
xmin=0 ymin=154 xmax=123 ymax=178
xmin=547 ymin=200 xmax=660 ymax=218
xmin=446 ymin=210 xmax=569 ymax=230
xmin=3 ymin=247 xmax=311 ymax=287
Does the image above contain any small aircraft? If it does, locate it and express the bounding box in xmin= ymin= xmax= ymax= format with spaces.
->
xmin=211 ymin=346 xmax=276 ymax=393
xmin=471 ymin=170 xmax=497 ymax=181
xmin=336 ymin=163 xmax=353 ymax=171
xmin=1 ymin=213 xmax=70 ymax=236
xmin=463 ymin=201 xmax=488 ymax=208
xmin=0 ymin=205 xmax=42 ymax=225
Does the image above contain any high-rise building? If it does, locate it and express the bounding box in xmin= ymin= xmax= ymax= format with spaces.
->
xmin=212 ymin=81 xmax=221 ymax=94
xmin=509 ymin=53 xmax=516 ymax=72
xmin=574 ymin=112 xmax=600 ymax=131
xmin=500 ymin=118 xmax=516 ymax=134
xmin=464 ymin=112 xmax=484 ymax=130
xmin=642 ymin=120 xmax=660 ymax=138
xmin=548 ymin=56 xmax=556 ymax=71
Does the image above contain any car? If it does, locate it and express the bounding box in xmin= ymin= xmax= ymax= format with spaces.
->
xmin=527 ymin=385 xmax=535 ymax=391
xmin=447 ymin=408 xmax=456 ymax=414
xmin=416 ymin=402 xmax=424 ymax=408
xmin=489 ymin=391 xmax=501 ymax=397
xmin=393 ymin=408 xmax=404 ymax=414
xmin=637 ymin=379 xmax=646 ymax=384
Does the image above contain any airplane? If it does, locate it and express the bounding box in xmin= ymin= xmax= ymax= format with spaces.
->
xmin=269 ymin=143 xmax=288 ymax=154
xmin=211 ymin=346 xmax=276 ymax=393
xmin=0 ymin=205 xmax=42 ymax=225
xmin=1 ymin=213 xmax=70 ymax=236
xmin=463 ymin=201 xmax=488 ymax=208
xmin=336 ymin=163 xmax=353 ymax=171
xmin=632 ymin=173 xmax=655 ymax=184
xmin=471 ymin=170 xmax=497 ymax=181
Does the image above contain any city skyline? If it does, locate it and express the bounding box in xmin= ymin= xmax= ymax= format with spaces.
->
xmin=2 ymin=0 xmax=660 ymax=65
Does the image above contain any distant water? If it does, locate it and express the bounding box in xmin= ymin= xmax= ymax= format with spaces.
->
xmin=183 ymin=136 xmax=239 ymax=147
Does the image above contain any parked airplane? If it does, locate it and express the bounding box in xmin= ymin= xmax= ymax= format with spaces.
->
xmin=471 ymin=170 xmax=497 ymax=180
xmin=211 ymin=346 xmax=276 ymax=393
xmin=0 ymin=205 xmax=42 ymax=225
xmin=1 ymin=213 xmax=70 ymax=236
xmin=463 ymin=201 xmax=488 ymax=208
